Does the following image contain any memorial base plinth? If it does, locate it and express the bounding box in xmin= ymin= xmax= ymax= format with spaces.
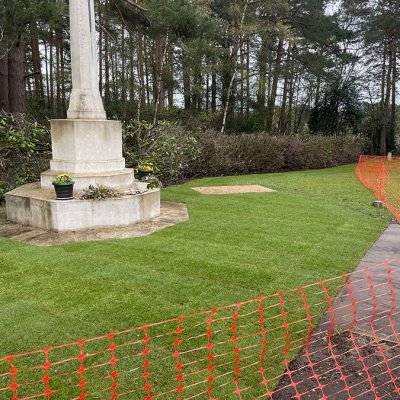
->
xmin=6 ymin=183 xmax=160 ymax=232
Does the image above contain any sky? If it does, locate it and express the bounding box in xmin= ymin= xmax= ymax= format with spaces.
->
xmin=326 ymin=1 xmax=341 ymax=15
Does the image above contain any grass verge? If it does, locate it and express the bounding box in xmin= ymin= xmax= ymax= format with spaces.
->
xmin=0 ymin=164 xmax=392 ymax=397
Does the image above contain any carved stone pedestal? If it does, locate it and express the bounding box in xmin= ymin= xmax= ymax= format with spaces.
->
xmin=40 ymin=119 xmax=134 ymax=190
xmin=6 ymin=183 xmax=160 ymax=232
xmin=6 ymin=118 xmax=161 ymax=232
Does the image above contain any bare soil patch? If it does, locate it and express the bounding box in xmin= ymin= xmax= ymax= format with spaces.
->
xmin=274 ymin=330 xmax=400 ymax=399
xmin=193 ymin=185 xmax=276 ymax=195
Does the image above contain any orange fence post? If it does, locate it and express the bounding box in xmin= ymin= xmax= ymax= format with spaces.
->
xmin=377 ymin=162 xmax=387 ymax=202
xmin=356 ymin=155 xmax=400 ymax=221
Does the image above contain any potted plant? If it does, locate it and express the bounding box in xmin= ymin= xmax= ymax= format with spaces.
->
xmin=52 ymin=173 xmax=75 ymax=200
xmin=137 ymin=162 xmax=154 ymax=180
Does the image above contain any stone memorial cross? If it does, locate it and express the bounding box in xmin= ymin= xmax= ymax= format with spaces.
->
xmin=42 ymin=0 xmax=129 ymax=179
xmin=5 ymin=0 xmax=161 ymax=232
xmin=68 ymin=0 xmax=106 ymax=120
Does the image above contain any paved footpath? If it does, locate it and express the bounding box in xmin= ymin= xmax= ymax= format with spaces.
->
xmin=326 ymin=223 xmax=400 ymax=339
xmin=359 ymin=224 xmax=400 ymax=267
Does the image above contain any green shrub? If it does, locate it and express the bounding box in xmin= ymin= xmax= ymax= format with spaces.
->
xmin=190 ymin=132 xmax=363 ymax=179
xmin=0 ymin=111 xmax=51 ymax=190
xmin=191 ymin=131 xmax=286 ymax=176
xmin=0 ymin=112 xmax=364 ymax=196
xmin=123 ymin=120 xmax=201 ymax=183
xmin=0 ymin=178 xmax=27 ymax=204
xmin=122 ymin=121 xmax=363 ymax=185
xmin=283 ymin=135 xmax=364 ymax=170
xmin=225 ymin=113 xmax=265 ymax=133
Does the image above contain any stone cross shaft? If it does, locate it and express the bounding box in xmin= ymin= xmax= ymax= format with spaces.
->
xmin=68 ymin=0 xmax=106 ymax=120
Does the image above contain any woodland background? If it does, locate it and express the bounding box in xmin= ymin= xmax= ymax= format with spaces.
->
xmin=0 ymin=0 xmax=399 ymax=197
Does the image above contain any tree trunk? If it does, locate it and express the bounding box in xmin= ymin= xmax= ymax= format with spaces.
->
xmin=60 ymin=29 xmax=66 ymax=112
xmin=129 ymin=32 xmax=135 ymax=105
xmin=197 ymin=67 xmax=202 ymax=111
xmin=55 ymin=30 xmax=62 ymax=112
xmin=314 ymin=75 xmax=321 ymax=108
xmin=380 ymin=42 xmax=387 ymax=109
xmin=182 ymin=48 xmax=191 ymax=110
xmin=192 ymin=55 xmax=203 ymax=111
xmin=49 ymin=31 xmax=54 ymax=110
xmin=380 ymin=45 xmax=393 ymax=156
xmin=211 ymin=71 xmax=216 ymax=112
xmin=221 ymin=0 xmax=249 ymax=133
xmin=240 ymin=42 xmax=244 ymax=114
xmin=153 ymin=34 xmax=166 ymax=122
xmin=257 ymin=36 xmax=268 ymax=114
xmin=206 ymin=71 xmax=210 ymax=111
xmin=121 ymin=27 xmax=127 ymax=117
xmin=265 ymin=34 xmax=284 ymax=132
xmin=104 ymin=14 xmax=110 ymax=105
xmin=246 ymin=38 xmax=250 ymax=115
xmin=30 ymin=23 xmax=43 ymax=97
xmin=0 ymin=55 xmax=9 ymax=111
xmin=156 ymin=35 xmax=165 ymax=112
xmin=287 ymin=73 xmax=297 ymax=133
xmin=8 ymin=36 xmax=26 ymax=113
xmin=137 ymin=30 xmax=146 ymax=105
xmin=111 ymin=48 xmax=117 ymax=101
xmin=167 ymin=42 xmax=174 ymax=109
xmin=279 ymin=41 xmax=291 ymax=134
xmin=144 ymin=38 xmax=150 ymax=105
xmin=389 ymin=46 xmax=396 ymax=151
xmin=110 ymin=47 xmax=115 ymax=101
xmin=44 ymin=40 xmax=50 ymax=104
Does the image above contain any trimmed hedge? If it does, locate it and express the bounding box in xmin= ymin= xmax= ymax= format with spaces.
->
xmin=0 ymin=113 xmax=364 ymax=203
xmin=188 ymin=132 xmax=364 ymax=179
xmin=121 ymin=122 xmax=364 ymax=185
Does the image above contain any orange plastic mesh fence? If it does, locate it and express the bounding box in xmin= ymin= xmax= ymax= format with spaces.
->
xmin=1 ymin=259 xmax=400 ymax=399
xmin=356 ymin=155 xmax=400 ymax=222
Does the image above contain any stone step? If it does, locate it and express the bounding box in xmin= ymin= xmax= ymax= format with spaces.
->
xmin=41 ymin=168 xmax=135 ymax=190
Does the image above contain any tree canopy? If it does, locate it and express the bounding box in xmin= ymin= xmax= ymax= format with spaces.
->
xmin=0 ymin=0 xmax=399 ymax=153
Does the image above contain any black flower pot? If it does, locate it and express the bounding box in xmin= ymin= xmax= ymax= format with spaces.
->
xmin=53 ymin=183 xmax=74 ymax=200
xmin=138 ymin=170 xmax=153 ymax=180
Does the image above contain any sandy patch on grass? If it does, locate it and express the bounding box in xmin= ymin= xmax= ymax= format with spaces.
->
xmin=193 ymin=185 xmax=276 ymax=195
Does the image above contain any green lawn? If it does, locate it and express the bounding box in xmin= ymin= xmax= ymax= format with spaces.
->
xmin=0 ymin=164 xmax=390 ymax=359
